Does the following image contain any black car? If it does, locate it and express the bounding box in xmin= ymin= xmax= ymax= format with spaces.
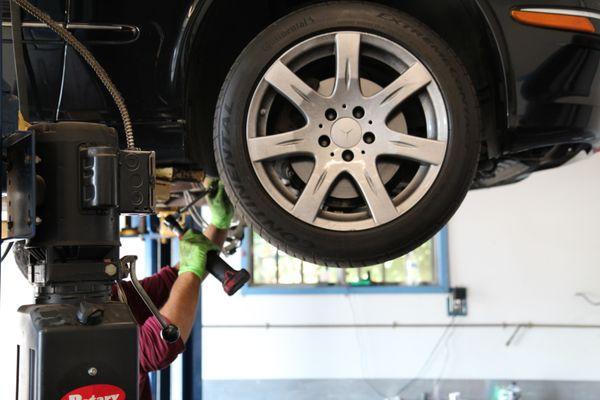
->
xmin=3 ymin=0 xmax=599 ymax=266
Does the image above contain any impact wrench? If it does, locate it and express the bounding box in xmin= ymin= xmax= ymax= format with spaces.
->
xmin=163 ymin=187 xmax=250 ymax=296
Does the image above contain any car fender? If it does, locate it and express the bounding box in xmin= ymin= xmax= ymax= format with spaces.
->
xmin=167 ymin=0 xmax=214 ymax=102
xmin=473 ymin=0 xmax=515 ymax=128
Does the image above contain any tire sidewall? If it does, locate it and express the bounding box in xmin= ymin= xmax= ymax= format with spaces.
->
xmin=215 ymin=2 xmax=480 ymax=266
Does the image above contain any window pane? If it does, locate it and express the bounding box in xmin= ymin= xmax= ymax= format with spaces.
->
xmin=367 ymin=265 xmax=384 ymax=283
xmin=276 ymin=253 xmax=302 ymax=284
xmin=327 ymin=268 xmax=342 ymax=285
xmin=383 ymin=259 xmax=404 ymax=283
xmin=302 ymin=262 xmax=320 ymax=284
xmin=346 ymin=265 xmax=384 ymax=284
xmin=252 ymin=233 xmax=278 ymax=284
xmin=250 ymin=230 xmax=438 ymax=287
xmin=384 ymin=240 xmax=434 ymax=286
xmin=345 ymin=268 xmax=359 ymax=284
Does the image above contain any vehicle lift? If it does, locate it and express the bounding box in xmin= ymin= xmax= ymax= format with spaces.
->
xmin=1 ymin=0 xmax=249 ymax=398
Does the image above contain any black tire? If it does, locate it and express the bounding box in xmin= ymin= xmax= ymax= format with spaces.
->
xmin=214 ymin=1 xmax=480 ymax=267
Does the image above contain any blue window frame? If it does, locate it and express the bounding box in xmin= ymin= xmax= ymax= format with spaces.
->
xmin=242 ymin=227 xmax=449 ymax=295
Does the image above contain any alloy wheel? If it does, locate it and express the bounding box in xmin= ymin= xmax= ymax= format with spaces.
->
xmin=246 ymin=31 xmax=449 ymax=231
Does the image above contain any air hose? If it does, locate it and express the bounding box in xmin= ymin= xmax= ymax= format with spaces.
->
xmin=10 ymin=0 xmax=136 ymax=149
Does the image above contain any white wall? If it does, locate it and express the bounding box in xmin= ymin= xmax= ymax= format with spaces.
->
xmin=201 ymin=154 xmax=600 ymax=382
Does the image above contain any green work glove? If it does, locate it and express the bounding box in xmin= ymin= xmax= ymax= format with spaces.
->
xmin=179 ymin=230 xmax=219 ymax=279
xmin=207 ymin=178 xmax=234 ymax=230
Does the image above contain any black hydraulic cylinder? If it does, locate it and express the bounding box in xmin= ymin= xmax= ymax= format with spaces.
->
xmin=23 ymin=123 xmax=121 ymax=303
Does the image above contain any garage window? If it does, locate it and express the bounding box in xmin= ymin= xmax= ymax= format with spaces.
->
xmin=243 ymin=228 xmax=449 ymax=294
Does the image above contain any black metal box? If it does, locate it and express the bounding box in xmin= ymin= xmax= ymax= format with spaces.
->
xmin=16 ymin=302 xmax=139 ymax=399
xmin=118 ymin=149 xmax=155 ymax=214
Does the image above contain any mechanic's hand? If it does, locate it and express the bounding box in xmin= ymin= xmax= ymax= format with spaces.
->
xmin=207 ymin=178 xmax=234 ymax=230
xmin=179 ymin=230 xmax=219 ymax=279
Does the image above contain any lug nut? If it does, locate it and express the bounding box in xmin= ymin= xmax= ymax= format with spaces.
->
xmin=325 ymin=108 xmax=337 ymax=121
xmin=353 ymin=106 xmax=365 ymax=119
xmin=363 ymin=132 xmax=375 ymax=144
xmin=342 ymin=150 xmax=354 ymax=162
xmin=319 ymin=135 xmax=331 ymax=147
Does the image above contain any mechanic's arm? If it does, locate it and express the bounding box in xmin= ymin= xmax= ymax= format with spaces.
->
xmin=138 ymin=230 xmax=223 ymax=371
xmin=158 ymin=231 xmax=215 ymax=342
xmin=122 ymin=223 xmax=226 ymax=321
xmin=159 ymin=179 xmax=234 ymax=342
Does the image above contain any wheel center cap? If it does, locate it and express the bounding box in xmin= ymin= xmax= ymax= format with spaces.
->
xmin=330 ymin=118 xmax=362 ymax=149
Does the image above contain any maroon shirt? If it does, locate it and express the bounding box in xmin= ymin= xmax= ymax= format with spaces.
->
xmin=111 ymin=266 xmax=185 ymax=400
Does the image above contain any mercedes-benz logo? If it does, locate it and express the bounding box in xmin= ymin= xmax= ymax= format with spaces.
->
xmin=330 ymin=118 xmax=362 ymax=148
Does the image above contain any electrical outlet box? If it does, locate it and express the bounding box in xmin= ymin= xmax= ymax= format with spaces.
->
xmin=447 ymin=287 xmax=468 ymax=316
xmin=118 ymin=149 xmax=156 ymax=214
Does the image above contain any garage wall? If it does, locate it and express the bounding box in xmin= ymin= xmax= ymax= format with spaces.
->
xmin=201 ymin=154 xmax=600 ymax=395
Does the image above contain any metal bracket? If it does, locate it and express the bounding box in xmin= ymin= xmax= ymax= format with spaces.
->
xmin=5 ymin=130 xmax=36 ymax=240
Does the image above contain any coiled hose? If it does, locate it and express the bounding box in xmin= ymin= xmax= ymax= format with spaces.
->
xmin=11 ymin=0 xmax=136 ymax=149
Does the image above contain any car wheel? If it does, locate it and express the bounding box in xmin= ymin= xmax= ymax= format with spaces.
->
xmin=214 ymin=1 xmax=480 ymax=267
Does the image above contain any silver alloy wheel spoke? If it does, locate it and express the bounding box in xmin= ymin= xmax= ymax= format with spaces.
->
xmin=264 ymin=60 xmax=325 ymax=116
xmin=292 ymin=162 xmax=343 ymax=223
xmin=333 ymin=32 xmax=362 ymax=97
xmin=369 ymin=62 xmax=433 ymax=117
xmin=348 ymin=163 xmax=399 ymax=225
xmin=247 ymin=127 xmax=314 ymax=162
xmin=381 ymin=127 xmax=447 ymax=165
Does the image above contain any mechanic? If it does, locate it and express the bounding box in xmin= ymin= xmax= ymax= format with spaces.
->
xmin=112 ymin=179 xmax=234 ymax=399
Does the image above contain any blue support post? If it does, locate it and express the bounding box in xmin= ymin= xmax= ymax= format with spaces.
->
xmin=157 ymin=236 xmax=172 ymax=400
xmin=146 ymin=236 xmax=159 ymax=397
xmin=182 ymin=215 xmax=203 ymax=399
xmin=156 ymin=366 xmax=171 ymax=400
xmin=145 ymin=215 xmax=172 ymax=400
xmin=182 ymin=289 xmax=203 ymax=399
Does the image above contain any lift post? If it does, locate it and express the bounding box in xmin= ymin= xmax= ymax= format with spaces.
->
xmin=5 ymin=122 xmax=156 ymax=399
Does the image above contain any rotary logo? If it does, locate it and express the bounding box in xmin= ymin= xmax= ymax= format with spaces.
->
xmin=61 ymin=384 xmax=125 ymax=400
